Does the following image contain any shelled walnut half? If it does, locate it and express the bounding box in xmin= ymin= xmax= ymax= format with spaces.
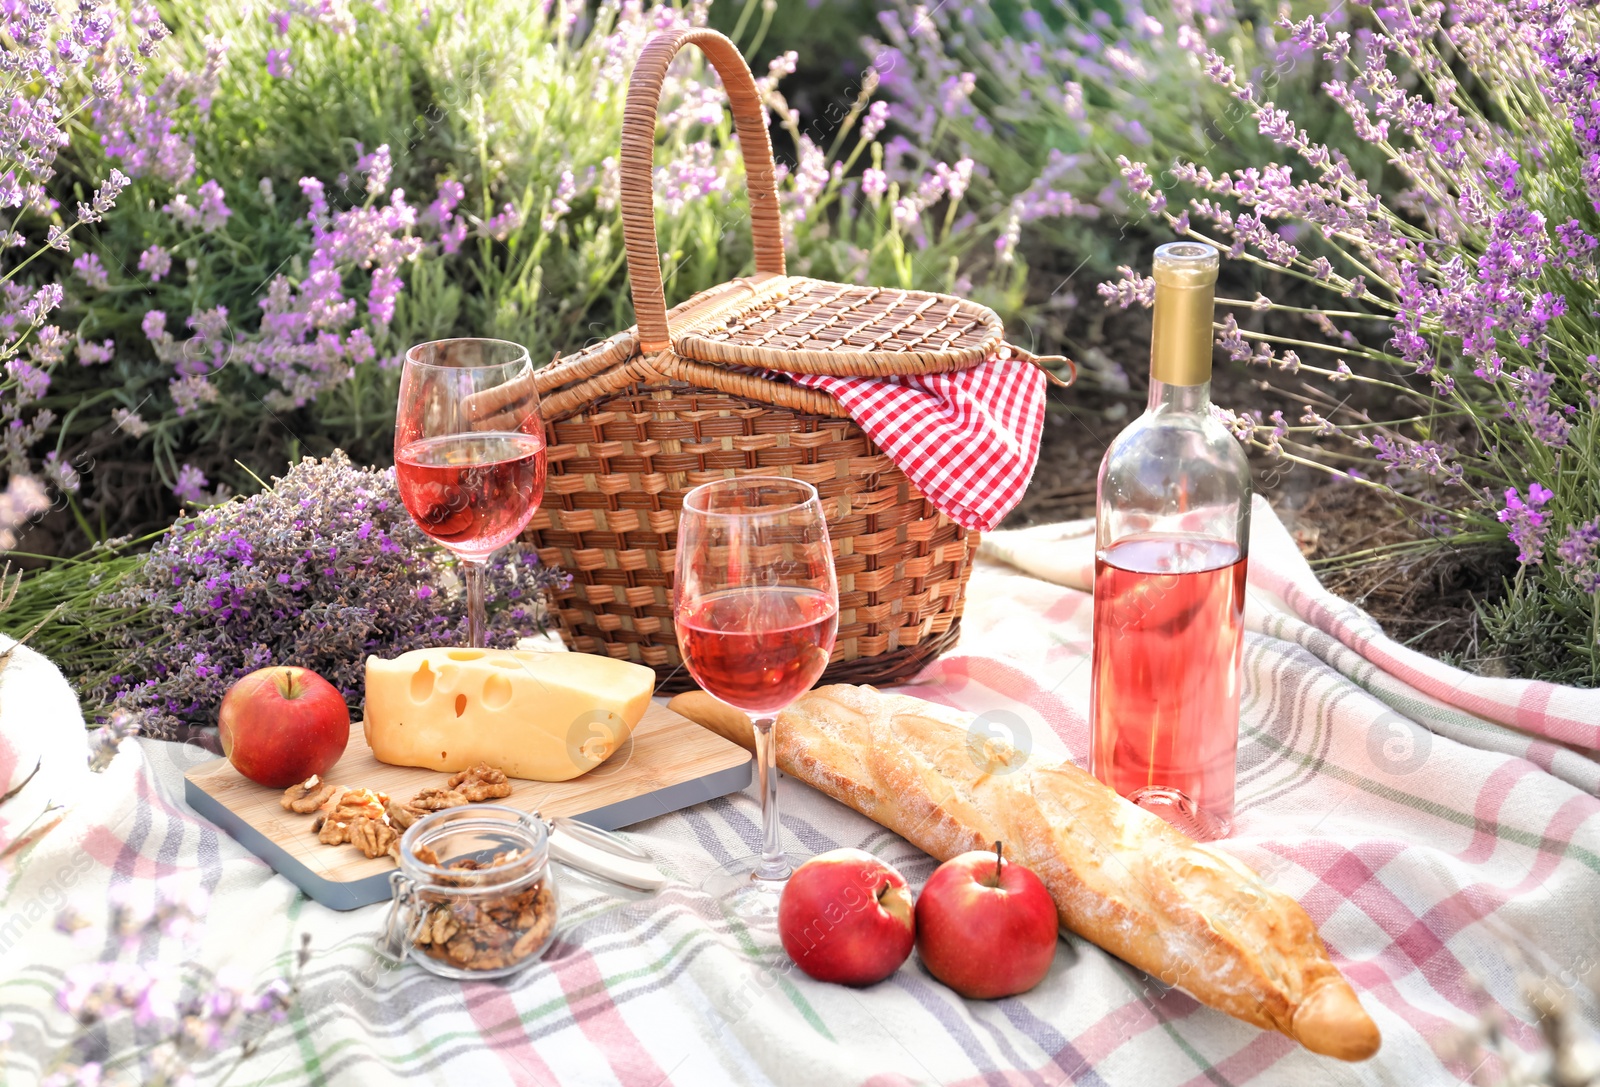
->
xmin=446 ymin=763 xmax=512 ymax=802
xmin=281 ymin=776 xmax=337 ymax=813
xmin=325 ymin=787 xmax=388 ymax=822
xmin=386 ymin=799 xmax=424 ymax=831
xmin=314 ymin=814 xmax=354 ymax=846
xmin=410 ymin=786 xmax=469 ymax=812
xmin=350 ymin=818 xmax=400 ymax=859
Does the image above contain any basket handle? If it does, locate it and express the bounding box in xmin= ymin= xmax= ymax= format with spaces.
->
xmin=620 ymin=28 xmax=786 ymax=354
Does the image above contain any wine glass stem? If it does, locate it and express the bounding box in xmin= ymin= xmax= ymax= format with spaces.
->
xmin=462 ymin=557 xmax=488 ymax=649
xmin=752 ymin=716 xmax=790 ymax=883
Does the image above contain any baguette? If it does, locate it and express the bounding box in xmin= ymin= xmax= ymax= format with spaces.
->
xmin=669 ymin=685 xmax=1379 ymax=1061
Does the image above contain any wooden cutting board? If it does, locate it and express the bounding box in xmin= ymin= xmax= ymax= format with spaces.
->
xmin=184 ymin=701 xmax=751 ymax=910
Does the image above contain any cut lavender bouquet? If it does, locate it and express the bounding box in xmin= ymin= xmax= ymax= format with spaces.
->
xmin=86 ymin=451 xmax=566 ymax=735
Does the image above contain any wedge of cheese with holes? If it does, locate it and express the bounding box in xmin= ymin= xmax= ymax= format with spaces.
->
xmin=363 ymin=647 xmax=655 ymax=782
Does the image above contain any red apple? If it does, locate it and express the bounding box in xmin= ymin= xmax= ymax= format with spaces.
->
xmin=778 ymin=848 xmax=915 ymax=986
xmin=218 ymin=666 xmax=350 ymax=788
xmin=915 ymin=843 xmax=1058 ymax=999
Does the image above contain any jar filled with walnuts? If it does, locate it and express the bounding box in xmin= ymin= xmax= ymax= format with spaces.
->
xmin=381 ymin=805 xmax=559 ymax=979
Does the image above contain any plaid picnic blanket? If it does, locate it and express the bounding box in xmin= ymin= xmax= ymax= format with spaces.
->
xmin=4 ymin=496 xmax=1598 ymax=1086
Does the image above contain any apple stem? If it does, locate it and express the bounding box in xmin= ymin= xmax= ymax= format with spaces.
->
xmin=994 ymin=840 xmax=1003 ymax=885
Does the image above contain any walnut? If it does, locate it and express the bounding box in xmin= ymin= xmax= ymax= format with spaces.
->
xmin=385 ymin=799 xmax=423 ymax=831
xmin=316 ymin=817 xmax=353 ymax=845
xmin=446 ymin=763 xmax=512 ymax=802
xmin=403 ymin=764 xmax=510 ymax=817
xmin=410 ymin=786 xmax=469 ymax=812
xmin=350 ymin=818 xmax=400 ymax=859
xmin=281 ymin=776 xmax=336 ymax=813
xmin=443 ymin=929 xmax=480 ymax=965
xmin=413 ymin=843 xmax=441 ymax=868
xmin=410 ymin=852 xmax=556 ymax=973
xmin=510 ymin=886 xmax=556 ymax=958
xmin=414 ymin=906 xmax=459 ymax=946
xmin=327 ymin=787 xmax=388 ymax=822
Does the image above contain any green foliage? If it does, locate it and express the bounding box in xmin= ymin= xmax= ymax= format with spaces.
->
xmin=860 ymin=0 xmax=1387 ymax=285
xmin=37 ymin=0 xmax=1012 ymax=547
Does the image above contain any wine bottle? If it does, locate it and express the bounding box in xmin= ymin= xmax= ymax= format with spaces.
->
xmin=1089 ymin=242 xmax=1251 ymax=841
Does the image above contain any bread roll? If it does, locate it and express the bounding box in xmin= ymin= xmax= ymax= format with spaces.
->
xmin=668 ymin=685 xmax=1379 ymax=1061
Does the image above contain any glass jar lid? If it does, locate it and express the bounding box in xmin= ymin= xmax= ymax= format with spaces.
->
xmin=395 ymin=804 xmax=550 ymax=893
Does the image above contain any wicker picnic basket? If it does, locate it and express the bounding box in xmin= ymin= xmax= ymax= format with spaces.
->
xmin=514 ymin=28 xmax=1065 ymax=691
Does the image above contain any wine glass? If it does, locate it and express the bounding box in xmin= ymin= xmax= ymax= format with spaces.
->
xmin=395 ymin=339 xmax=546 ymax=648
xmin=674 ymin=477 xmax=839 ymax=915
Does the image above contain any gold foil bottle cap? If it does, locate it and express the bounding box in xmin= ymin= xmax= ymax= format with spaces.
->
xmin=1150 ymin=242 xmax=1220 ymax=386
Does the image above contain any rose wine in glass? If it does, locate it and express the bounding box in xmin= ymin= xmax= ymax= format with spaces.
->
xmin=1090 ymin=243 xmax=1251 ymax=842
xmin=677 ymin=587 xmax=838 ymax=713
xmin=395 ymin=339 xmax=545 ymax=648
xmin=674 ymin=477 xmax=838 ymax=915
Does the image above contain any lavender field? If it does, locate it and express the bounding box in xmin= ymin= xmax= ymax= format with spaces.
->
xmin=3 ymin=0 xmax=1599 ymax=720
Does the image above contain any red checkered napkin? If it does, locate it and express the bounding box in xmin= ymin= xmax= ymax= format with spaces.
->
xmin=779 ymin=358 xmax=1049 ymax=532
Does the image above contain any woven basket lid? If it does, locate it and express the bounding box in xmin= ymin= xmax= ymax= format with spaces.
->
xmin=669 ymin=276 xmax=1005 ymax=376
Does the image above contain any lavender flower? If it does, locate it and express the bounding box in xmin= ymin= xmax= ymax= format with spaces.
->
xmin=1505 ymin=367 xmax=1572 ymax=448
xmin=1096 ymin=266 xmax=1155 ymax=308
xmin=137 ymin=244 xmax=172 ymax=281
xmin=995 ymin=208 xmax=1021 ymax=264
xmin=783 ymin=138 xmax=830 ymax=222
xmin=77 ymin=338 xmax=114 ymax=367
xmin=163 ymin=179 xmax=231 ymax=232
xmin=111 ymin=407 xmax=148 ymax=436
xmin=1083 ymin=1 xmax=1600 ymax=659
xmin=227 ymin=175 xmax=431 ymax=409
xmin=655 ymin=141 xmax=726 ymax=216
xmin=46 ymin=877 xmax=305 ymax=1085
xmin=0 ymin=474 xmax=50 ymax=550
xmin=171 ymin=463 xmax=209 ymax=504
xmin=168 ymin=374 xmax=219 ymax=415
xmin=1498 ymin=484 xmax=1555 ymax=565
xmin=141 ymin=309 xmax=169 ymax=343
xmin=427 ymin=178 xmax=465 ymax=224
xmin=95 ymin=452 xmax=566 ymax=733
xmin=860 ymin=100 xmax=890 ymax=142
xmin=355 ymin=142 xmax=392 ymax=196
xmin=935 ymin=158 xmax=974 ymax=205
xmin=71 ymin=253 xmax=110 ymax=290
xmin=87 ymin=708 xmax=144 ymax=772
xmin=861 ymin=167 xmax=888 ymax=203
xmin=541 ymin=168 xmax=576 ymax=232
xmin=1555 ymin=519 xmax=1600 ymax=594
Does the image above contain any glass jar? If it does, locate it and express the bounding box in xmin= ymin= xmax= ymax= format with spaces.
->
xmin=381 ymin=805 xmax=559 ymax=979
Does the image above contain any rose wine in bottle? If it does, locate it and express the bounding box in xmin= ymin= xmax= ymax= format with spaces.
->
xmin=1090 ymin=242 xmax=1251 ymax=841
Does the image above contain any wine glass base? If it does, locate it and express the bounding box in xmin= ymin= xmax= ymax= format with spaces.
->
xmin=700 ymin=852 xmax=810 ymax=921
